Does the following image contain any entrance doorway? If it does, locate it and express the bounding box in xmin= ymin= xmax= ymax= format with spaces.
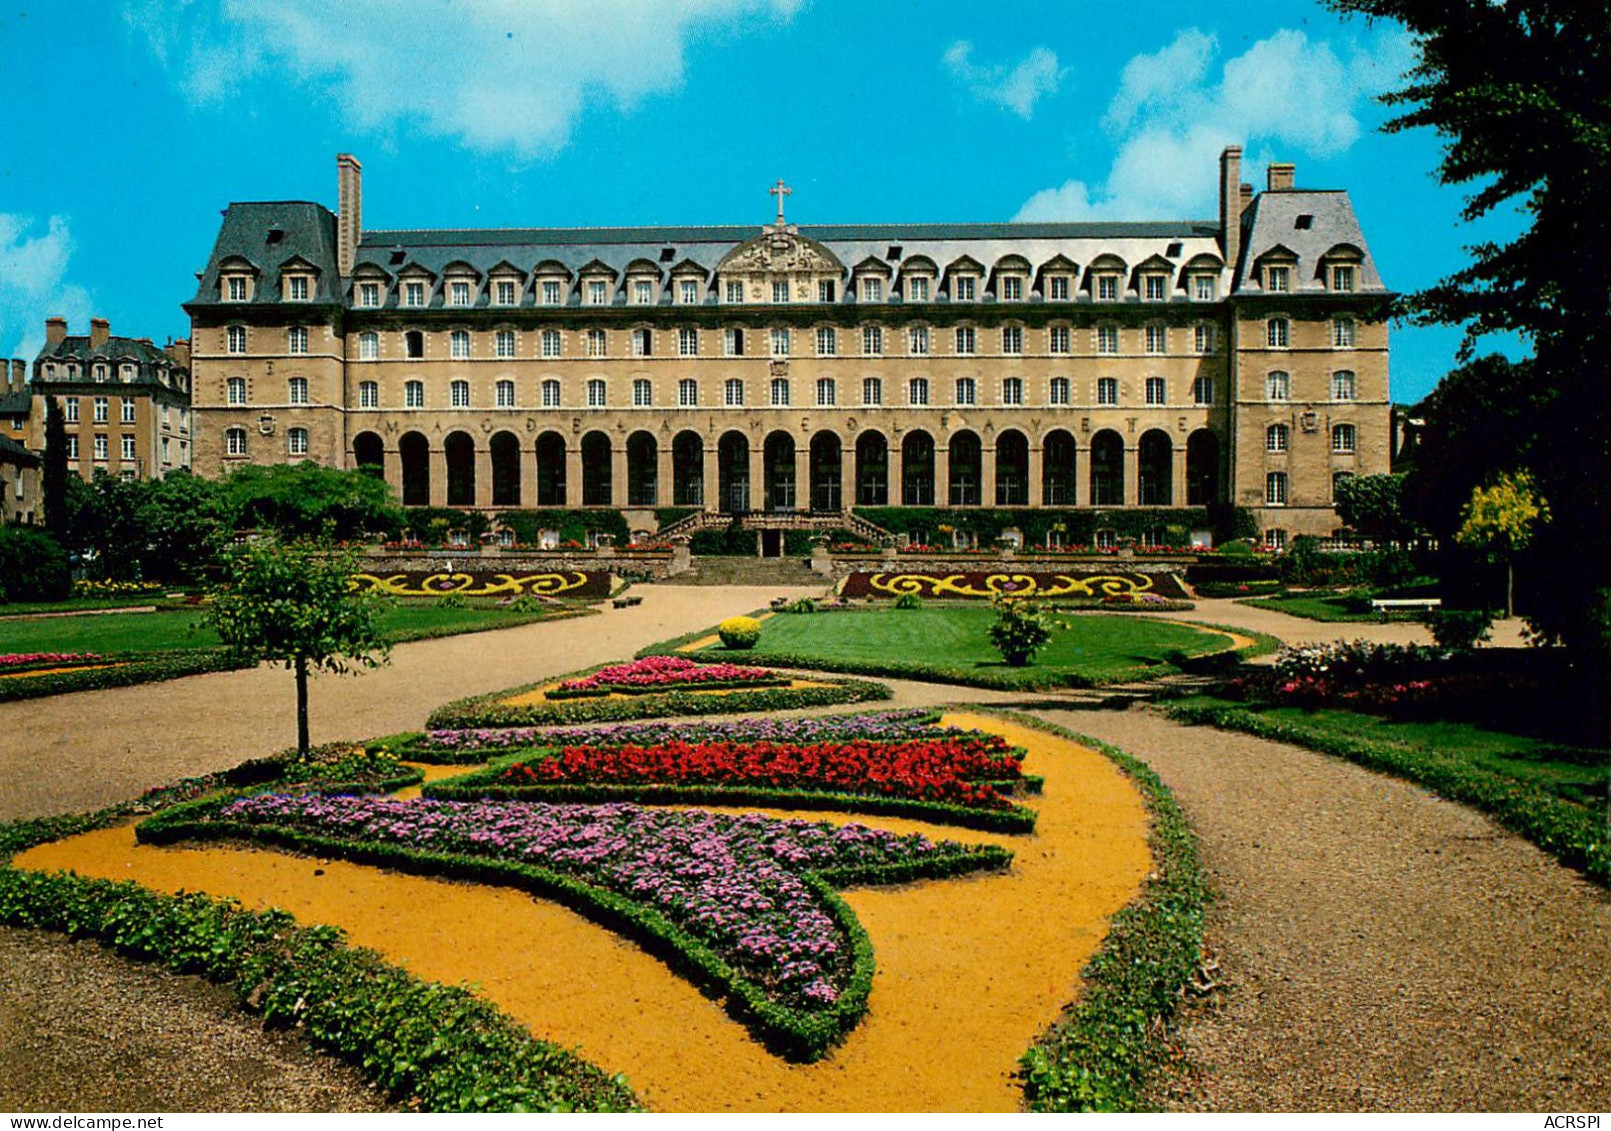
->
xmin=760 ymin=529 xmax=782 ymax=558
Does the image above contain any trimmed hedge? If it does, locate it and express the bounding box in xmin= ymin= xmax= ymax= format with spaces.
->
xmin=1166 ymin=701 xmax=1610 ymax=886
xmin=137 ymin=798 xmax=1011 ymax=1062
xmin=426 ymin=669 xmax=892 ymax=729
xmin=853 ymin=506 xmax=1252 ymax=547
xmin=992 ymin=712 xmax=1208 ymax=1112
xmin=422 ymin=771 xmax=1038 ymax=834
xmin=0 ymin=648 xmax=251 ymax=703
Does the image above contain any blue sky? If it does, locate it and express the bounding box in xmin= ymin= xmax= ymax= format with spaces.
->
xmin=0 ymin=0 xmax=1524 ymax=403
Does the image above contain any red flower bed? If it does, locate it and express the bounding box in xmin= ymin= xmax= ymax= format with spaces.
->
xmin=549 ymin=655 xmax=787 ymax=699
xmin=497 ymin=735 xmax=1026 ymax=809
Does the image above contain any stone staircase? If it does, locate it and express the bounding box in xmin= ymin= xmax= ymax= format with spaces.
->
xmin=654 ymin=555 xmax=830 ymax=587
xmin=655 ymin=510 xmax=897 ymax=546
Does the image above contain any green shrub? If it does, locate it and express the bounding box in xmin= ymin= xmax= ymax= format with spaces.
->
xmin=893 ymin=592 xmax=922 ymax=610
xmin=0 ymin=526 xmax=72 ymax=603
xmin=1426 ymin=607 xmax=1495 ymax=651
xmin=436 ymin=592 xmax=469 ymax=610
xmin=718 ymin=615 xmax=763 ymax=648
xmin=784 ymin=598 xmax=818 ymax=614
xmin=988 ymin=598 xmax=1054 ymax=667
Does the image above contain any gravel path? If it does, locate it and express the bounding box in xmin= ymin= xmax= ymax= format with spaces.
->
xmin=1030 ymin=705 xmax=1611 ymax=1112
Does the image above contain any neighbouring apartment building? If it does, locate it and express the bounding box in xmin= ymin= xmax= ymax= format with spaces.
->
xmin=24 ymin=319 xmax=193 ymax=482
xmin=184 ymin=149 xmax=1390 ymax=543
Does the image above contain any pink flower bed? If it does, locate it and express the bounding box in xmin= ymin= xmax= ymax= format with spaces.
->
xmin=0 ymin=652 xmax=103 ymax=670
xmin=550 ymin=655 xmax=786 ymax=699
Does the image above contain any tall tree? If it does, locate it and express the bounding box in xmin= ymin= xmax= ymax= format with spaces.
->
xmin=41 ymin=396 xmax=70 ymax=544
xmin=1326 ymin=0 xmax=1611 ymax=664
xmin=206 ymin=539 xmax=389 ymax=757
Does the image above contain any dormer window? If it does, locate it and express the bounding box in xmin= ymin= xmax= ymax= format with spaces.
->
xmin=495 ymin=279 xmax=517 ymax=305
xmin=404 ymin=281 xmax=426 ymax=307
xmin=1096 ymin=274 xmax=1119 ymax=301
xmin=1331 ymin=264 xmax=1356 ymax=292
xmin=908 ymin=276 xmax=930 ymax=302
xmin=542 ymin=279 xmax=563 ymax=305
xmin=588 ymin=279 xmax=608 ymax=305
xmin=1047 ymin=275 xmax=1070 ymax=301
xmin=287 ymin=276 xmax=310 ymax=301
xmin=818 ymin=279 xmax=836 ymax=303
xmin=1000 ymin=276 xmax=1023 ymax=301
xmin=1192 ymin=275 xmax=1216 ymax=302
xmin=1266 ymin=266 xmax=1290 ymax=293
xmin=450 ymin=281 xmax=472 ymax=307
xmin=726 ymin=280 xmax=745 ymax=304
xmin=94 ymin=363 xmax=108 ymax=382
xmin=772 ymin=280 xmax=790 ymax=304
xmin=226 ymin=276 xmax=248 ymax=302
xmin=357 ymin=282 xmax=380 ymax=308
xmin=680 ymin=279 xmax=699 ymax=305
xmin=954 ymin=276 xmax=977 ymax=302
xmin=1143 ymin=274 xmax=1167 ymax=301
xmin=862 ymin=277 xmax=883 ymax=302
xmin=634 ymin=279 xmax=654 ymax=305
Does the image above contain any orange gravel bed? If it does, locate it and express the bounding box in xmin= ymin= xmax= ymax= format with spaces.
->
xmin=0 ymin=663 xmax=127 ymax=681
xmin=15 ymin=714 xmax=1149 ymax=1112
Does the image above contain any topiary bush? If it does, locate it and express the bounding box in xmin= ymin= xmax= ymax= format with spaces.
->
xmin=893 ymin=592 xmax=922 ymax=610
xmin=718 ymin=615 xmax=763 ymax=649
xmin=1426 ymin=607 xmax=1495 ymax=651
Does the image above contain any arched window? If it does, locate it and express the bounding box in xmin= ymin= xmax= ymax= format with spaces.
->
xmin=288 ymin=326 xmax=309 ymax=355
xmin=1332 ymin=370 xmax=1356 ymax=401
xmin=1332 ymin=423 xmax=1356 ymax=452
xmin=1193 ymin=376 xmax=1215 ymax=405
xmin=1145 ymin=376 xmax=1166 ymax=405
xmin=1332 ymin=318 xmax=1355 ymax=348
xmin=405 ymin=380 xmax=425 ymax=408
xmin=588 ymin=379 xmax=607 ymax=406
xmin=724 ymin=378 xmax=744 ymax=406
xmin=288 ymin=377 xmax=308 ymax=404
xmin=225 ymin=427 xmax=248 ymax=456
xmin=955 ymin=377 xmax=976 ymax=405
xmin=633 ymin=378 xmax=652 ymax=406
xmin=358 ymin=332 xmax=378 ymax=360
xmin=495 ymin=329 xmax=516 ymax=357
xmin=359 ymin=381 xmax=378 ymax=408
xmin=451 ymin=379 xmax=470 ymax=408
xmin=1144 ymin=323 xmax=1166 ymax=354
xmin=541 ymin=329 xmax=562 ymax=357
xmin=1266 ymin=471 xmax=1288 ymax=505
xmin=226 ymin=377 xmax=246 ymax=405
xmin=288 ymin=427 xmax=309 ymax=456
xmin=496 ymin=379 xmax=515 ymax=407
xmin=862 ymin=377 xmax=882 ymax=405
xmin=816 ymin=378 xmax=836 ymax=406
xmin=542 ymin=379 xmax=561 ymax=407
xmin=404 ymin=330 xmax=424 ymax=359
xmin=1266 ymin=371 xmax=1290 ymax=401
xmin=1267 ymin=423 xmax=1290 ymax=452
xmin=1266 ymin=317 xmax=1290 ymax=348
xmin=678 ymin=378 xmax=698 ymax=407
xmin=450 ymin=330 xmax=471 ymax=359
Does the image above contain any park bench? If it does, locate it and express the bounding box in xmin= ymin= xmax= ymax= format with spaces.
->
xmin=612 ymin=594 xmax=643 ymax=609
xmin=1370 ymin=597 xmax=1441 ymax=622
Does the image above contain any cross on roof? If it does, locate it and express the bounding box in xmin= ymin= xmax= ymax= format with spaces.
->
xmin=769 ymin=179 xmax=792 ymax=227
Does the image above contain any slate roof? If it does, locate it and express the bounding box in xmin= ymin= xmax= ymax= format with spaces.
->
xmin=189 ymin=201 xmax=342 ymax=306
xmin=1235 ymin=190 xmax=1387 ymax=292
xmin=0 ymin=435 xmax=38 ymax=466
xmin=32 ymin=335 xmax=183 ymax=387
xmin=0 ymin=389 xmax=31 ymax=416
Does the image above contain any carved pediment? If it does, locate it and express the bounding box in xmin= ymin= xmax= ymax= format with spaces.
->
xmin=719 ymin=230 xmax=843 ymax=275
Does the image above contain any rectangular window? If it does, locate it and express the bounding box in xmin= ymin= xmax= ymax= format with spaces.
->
xmin=1097 ymin=275 xmax=1118 ymax=301
xmin=862 ymin=377 xmax=882 ymax=405
xmin=1267 ymin=318 xmax=1290 ymax=348
xmin=451 ymin=380 xmax=470 ymax=408
xmin=542 ymin=280 xmax=562 ymax=305
xmin=1266 ymin=472 xmax=1288 ymax=505
xmin=1193 ymin=376 xmax=1215 ymax=405
xmin=633 ymin=379 xmax=652 ymax=407
xmin=495 ymin=329 xmax=516 ymax=358
xmin=1193 ymin=275 xmax=1216 ymax=301
xmin=861 ymin=277 xmax=882 ymax=302
xmin=288 ymin=276 xmax=309 ymax=301
xmin=727 ymin=280 xmax=745 ymax=304
xmin=226 ymin=378 xmax=245 ymax=405
xmin=94 ymin=434 xmax=108 ymax=461
xmin=359 ymin=381 xmax=378 ymax=408
xmin=1145 ymin=324 xmax=1166 ymax=354
xmin=1268 ymin=425 xmax=1289 ymax=452
xmin=1097 ymin=377 xmax=1118 ymax=405
xmin=770 ymin=377 xmax=790 ymax=406
xmin=816 ymin=378 xmax=836 ymax=406
xmin=1049 ymin=377 xmax=1070 ymax=405
xmin=954 ymin=276 xmax=976 ymax=301
xmin=587 ymin=329 xmax=608 ymax=357
xmin=1002 ymin=377 xmax=1023 ymax=405
xmin=955 ymin=326 xmax=976 ymax=354
xmin=724 ymin=327 xmax=745 ymax=357
xmin=1267 ymin=372 xmax=1290 ymax=401
xmin=1194 ymin=324 xmax=1216 ymax=353
xmin=288 ymin=429 xmax=308 ymax=456
xmin=358 ymin=332 xmax=379 ymax=360
xmin=1144 ymin=275 xmax=1166 ymax=301
xmin=588 ymin=380 xmax=607 ymax=407
xmin=405 ymin=281 xmax=425 ymax=307
xmin=909 ymin=377 xmax=929 ymax=405
xmin=770 ymin=328 xmax=790 ymax=356
xmin=542 ymin=381 xmax=561 ymax=408
xmin=773 ymin=280 xmax=790 ymax=304
xmin=634 ymin=279 xmax=653 ymax=305
xmin=227 ymin=326 xmax=246 ymax=353
xmin=1049 ymin=326 xmax=1070 ymax=354
xmin=67 ymin=436 xmax=79 ymax=460
xmin=64 ymin=398 xmax=79 ymax=423
xmin=955 ymin=377 xmax=976 ymax=405
xmin=1332 ymin=265 xmax=1355 ymax=292
xmin=1332 ymin=371 xmax=1356 ymax=401
xmin=541 ymin=329 xmax=562 ymax=358
xmin=1049 ymin=276 xmax=1069 ymax=301
xmin=816 ymin=327 xmax=837 ymax=356
xmin=678 ymin=378 xmax=698 ymax=407
xmin=450 ymin=281 xmax=472 ymax=307
xmin=227 ymin=276 xmax=247 ymax=301
xmin=680 ymin=279 xmax=698 ymax=305
xmin=288 ymin=326 xmax=308 ymax=354
xmin=678 ymin=328 xmax=699 ymax=356
xmin=120 ymin=400 xmax=136 ymax=424
xmin=93 ymin=397 xmax=108 ymax=423
xmin=588 ymin=279 xmax=608 ymax=305
xmin=358 ymin=282 xmax=379 ymax=307
xmin=908 ymin=276 xmax=929 ymax=302
xmin=496 ymin=380 xmax=515 ymax=408
xmin=405 ymin=382 xmax=424 ymax=408
xmin=818 ymin=279 xmax=836 ymax=303
xmin=1000 ymin=276 xmax=1022 ymax=301
xmin=289 ymin=377 xmax=308 ymax=404
xmin=1145 ymin=376 xmax=1166 ymax=405
xmin=496 ymin=279 xmax=516 ymax=305
xmin=1002 ymin=326 xmax=1022 ymax=354
xmin=1097 ymin=324 xmax=1118 ymax=354
xmin=1266 ymin=266 xmax=1290 ymax=293
xmin=122 ymin=435 xmax=136 ymax=461
xmin=1333 ymin=318 xmax=1356 ymax=348
xmin=450 ymin=330 xmax=470 ymax=359
xmin=631 ymin=329 xmax=652 ymax=358
xmin=724 ymin=378 xmax=744 ymax=406
xmin=1333 ymin=424 xmax=1356 ymax=453
xmin=862 ymin=326 xmax=883 ymax=355
xmin=908 ymin=326 xmax=929 ymax=355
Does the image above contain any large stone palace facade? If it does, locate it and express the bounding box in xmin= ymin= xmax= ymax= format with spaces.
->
xmin=185 ymin=149 xmax=1391 ymax=543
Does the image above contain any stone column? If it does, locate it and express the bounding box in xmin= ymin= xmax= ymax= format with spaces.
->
xmin=428 ymin=446 xmax=448 ymax=507
xmin=888 ymin=441 xmax=904 ymax=507
xmin=748 ymin=445 xmax=765 ymax=513
xmin=610 ymin=443 xmax=629 ymax=509
xmin=383 ymin=445 xmax=403 ymax=501
xmin=1027 ymin=444 xmax=1044 ymax=508
xmin=840 ymin=440 xmax=856 ymax=513
xmin=981 ymin=445 xmax=998 ymax=508
xmin=703 ymin=445 xmax=720 ymax=512
xmin=1171 ymin=443 xmax=1188 ymax=509
xmin=564 ymin=444 xmax=584 ymax=508
xmin=473 ymin=445 xmax=494 ymax=509
xmin=656 ymin=441 xmax=674 ymax=508
xmin=1123 ymin=445 xmax=1140 ymax=507
xmin=668 ymin=534 xmax=692 ymax=576
xmin=934 ymin=443 xmax=950 ymax=508
xmin=793 ymin=443 xmax=809 ymax=512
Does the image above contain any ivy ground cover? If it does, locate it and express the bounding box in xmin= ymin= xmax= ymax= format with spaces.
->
xmin=547 ymin=655 xmax=787 ymax=699
xmin=139 ymin=795 xmax=1010 ymax=1060
xmin=425 ymin=717 xmax=1038 ymax=832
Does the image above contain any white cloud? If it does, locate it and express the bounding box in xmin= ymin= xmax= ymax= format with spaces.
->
xmin=123 ymin=0 xmax=803 ymax=158
xmin=0 ymin=215 xmax=93 ymax=361
xmin=1015 ymin=24 xmax=1416 ymax=221
xmin=943 ymin=41 xmax=1065 ymax=119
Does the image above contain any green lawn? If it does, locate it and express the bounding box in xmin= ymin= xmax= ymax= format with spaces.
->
xmin=1173 ymin=696 xmax=1607 ymax=810
xmin=1239 ymin=590 xmax=1394 ymax=622
xmin=691 ymin=607 xmax=1239 ymax=689
xmin=0 ymin=602 xmax=578 ymax=656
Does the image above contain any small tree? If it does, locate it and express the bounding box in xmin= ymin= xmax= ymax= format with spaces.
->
xmin=1455 ymin=470 xmax=1549 ymax=619
xmin=1334 ymin=473 xmax=1412 ymax=545
xmin=41 ymin=396 xmax=70 ymax=544
xmin=988 ymin=597 xmax=1053 ymax=667
xmin=207 ymin=539 xmax=389 ymax=756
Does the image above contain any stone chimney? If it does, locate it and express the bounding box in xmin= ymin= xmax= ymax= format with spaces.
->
xmin=9 ymin=359 xmax=24 ymax=393
xmin=1219 ymin=145 xmax=1243 ymax=272
xmin=90 ymin=318 xmax=111 ymax=349
xmin=1239 ymin=183 xmax=1254 ymax=214
xmin=337 ymin=153 xmax=363 ymax=277
xmin=1267 ymin=162 xmax=1296 ymax=191
xmin=165 ymin=338 xmax=191 ymax=370
xmin=45 ymin=316 xmax=67 ymax=346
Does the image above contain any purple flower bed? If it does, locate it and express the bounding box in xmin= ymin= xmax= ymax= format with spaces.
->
xmin=418 ymin=709 xmax=957 ymax=756
xmin=205 ymin=794 xmax=1000 ymax=1014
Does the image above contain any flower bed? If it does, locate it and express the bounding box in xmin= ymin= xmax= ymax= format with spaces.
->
xmin=138 ymin=795 xmax=1010 ymax=1060
xmin=0 ymin=648 xmax=250 ymax=703
xmin=547 ymin=655 xmax=787 ymax=700
xmin=426 ymin=669 xmax=891 ymax=729
xmin=0 ymin=652 xmax=105 ymax=673
xmin=841 ymin=570 xmax=1189 ymax=601
xmin=426 ymin=732 xmax=1037 ymax=832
